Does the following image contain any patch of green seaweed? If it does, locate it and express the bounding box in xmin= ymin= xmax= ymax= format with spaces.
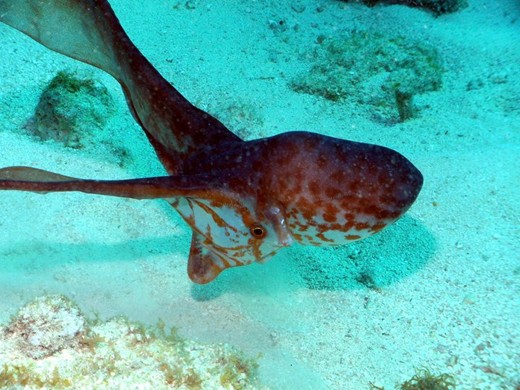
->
xmin=370 ymin=367 xmax=456 ymax=389
xmin=26 ymin=70 xmax=115 ymax=148
xmin=400 ymin=368 xmax=455 ymax=389
xmin=219 ymin=352 xmax=261 ymax=389
xmin=290 ymin=30 xmax=443 ymax=123
xmin=0 ymin=364 xmax=71 ymax=388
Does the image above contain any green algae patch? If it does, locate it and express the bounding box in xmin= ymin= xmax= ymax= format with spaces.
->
xmin=0 ymin=295 xmax=264 ymax=389
xmin=400 ymin=368 xmax=455 ymax=390
xmin=370 ymin=367 xmax=456 ymax=389
xmin=25 ymin=70 xmax=115 ymax=148
xmin=290 ymin=31 xmax=443 ymax=123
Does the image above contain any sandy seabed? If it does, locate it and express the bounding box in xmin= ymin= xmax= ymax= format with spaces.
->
xmin=0 ymin=0 xmax=518 ymax=388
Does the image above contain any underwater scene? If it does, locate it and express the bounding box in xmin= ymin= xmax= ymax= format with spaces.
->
xmin=0 ymin=0 xmax=518 ymax=388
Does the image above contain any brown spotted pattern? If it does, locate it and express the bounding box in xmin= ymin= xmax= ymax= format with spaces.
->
xmin=0 ymin=0 xmax=423 ymax=284
xmin=162 ymin=132 xmax=422 ymax=283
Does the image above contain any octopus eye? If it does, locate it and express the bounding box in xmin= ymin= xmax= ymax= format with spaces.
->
xmin=250 ymin=225 xmax=266 ymax=239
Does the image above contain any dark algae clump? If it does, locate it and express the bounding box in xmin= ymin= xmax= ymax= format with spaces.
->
xmin=340 ymin=0 xmax=468 ymax=15
xmin=400 ymin=368 xmax=456 ymax=389
xmin=370 ymin=368 xmax=456 ymax=389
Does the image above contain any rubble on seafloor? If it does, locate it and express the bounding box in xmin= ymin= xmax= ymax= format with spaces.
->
xmin=0 ymin=295 xmax=264 ymax=389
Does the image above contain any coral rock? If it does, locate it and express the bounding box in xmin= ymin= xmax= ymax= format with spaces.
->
xmin=5 ymin=295 xmax=87 ymax=359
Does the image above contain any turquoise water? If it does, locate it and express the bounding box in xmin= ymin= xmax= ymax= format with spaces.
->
xmin=0 ymin=0 xmax=518 ymax=388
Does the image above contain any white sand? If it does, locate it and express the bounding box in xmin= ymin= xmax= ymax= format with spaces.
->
xmin=0 ymin=0 xmax=518 ymax=388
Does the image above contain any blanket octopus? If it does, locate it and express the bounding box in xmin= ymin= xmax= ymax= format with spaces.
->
xmin=0 ymin=0 xmax=423 ymax=283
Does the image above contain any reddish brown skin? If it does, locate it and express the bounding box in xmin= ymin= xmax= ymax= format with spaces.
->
xmin=183 ymin=131 xmax=423 ymax=244
xmin=0 ymin=0 xmax=423 ymax=283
